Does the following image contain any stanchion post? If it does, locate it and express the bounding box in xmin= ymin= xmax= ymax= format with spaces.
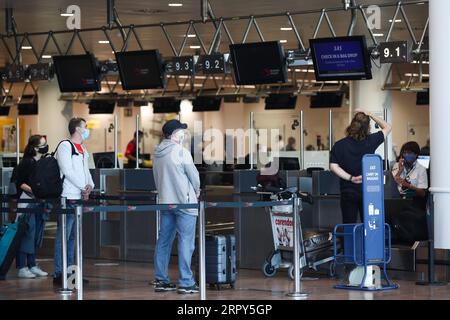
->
xmin=198 ymin=201 xmax=206 ymax=300
xmin=416 ymin=194 xmax=447 ymax=286
xmin=76 ymin=205 xmax=84 ymax=300
xmin=300 ymin=111 xmax=305 ymax=170
xmin=329 ymin=109 xmax=333 ymax=151
xmin=383 ymin=108 xmax=389 ymax=170
xmin=136 ymin=114 xmax=140 ymax=169
xmin=15 ymin=117 xmax=20 ymax=166
xmin=114 ymin=115 xmax=118 ymax=169
xmin=156 ymin=194 xmax=160 ymax=241
xmin=249 ymin=112 xmax=255 ymax=170
xmin=59 ymin=197 xmax=72 ymax=295
xmin=287 ymin=195 xmax=308 ymax=298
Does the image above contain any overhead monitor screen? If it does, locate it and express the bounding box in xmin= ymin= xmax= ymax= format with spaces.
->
xmin=115 ymin=50 xmax=165 ymax=90
xmin=229 ymin=41 xmax=287 ymax=85
xmin=52 ymin=53 xmax=101 ymax=92
xmin=309 ymin=36 xmax=372 ymax=81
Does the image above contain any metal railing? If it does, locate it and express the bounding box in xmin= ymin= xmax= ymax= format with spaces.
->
xmin=0 ymin=1 xmax=430 ymax=102
xmin=0 ymin=194 xmax=304 ymax=301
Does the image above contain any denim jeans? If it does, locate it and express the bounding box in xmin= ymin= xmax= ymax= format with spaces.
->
xmin=53 ymin=210 xmax=76 ymax=277
xmin=16 ymin=252 xmax=36 ymax=269
xmin=154 ymin=210 xmax=197 ymax=287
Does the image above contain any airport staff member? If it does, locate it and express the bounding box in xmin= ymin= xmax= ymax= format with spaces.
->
xmin=152 ymin=120 xmax=200 ymax=294
xmin=124 ymin=130 xmax=144 ymax=168
xmin=392 ymin=141 xmax=428 ymax=207
xmin=330 ymin=110 xmax=392 ymax=224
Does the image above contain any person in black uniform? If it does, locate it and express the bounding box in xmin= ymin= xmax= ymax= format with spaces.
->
xmin=330 ymin=109 xmax=392 ymax=224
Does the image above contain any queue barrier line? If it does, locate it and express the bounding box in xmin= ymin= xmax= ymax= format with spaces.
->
xmin=0 ymin=195 xmax=294 ymax=213
xmin=1 ymin=194 xmax=300 ymax=301
xmin=0 ymin=207 xmax=75 ymax=214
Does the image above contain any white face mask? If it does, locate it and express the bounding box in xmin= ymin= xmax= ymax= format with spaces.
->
xmin=172 ymin=130 xmax=185 ymax=144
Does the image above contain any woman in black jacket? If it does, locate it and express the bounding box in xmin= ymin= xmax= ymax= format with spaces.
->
xmin=15 ymin=135 xmax=49 ymax=279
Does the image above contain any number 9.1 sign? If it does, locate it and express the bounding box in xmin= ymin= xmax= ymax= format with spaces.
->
xmin=379 ymin=41 xmax=409 ymax=64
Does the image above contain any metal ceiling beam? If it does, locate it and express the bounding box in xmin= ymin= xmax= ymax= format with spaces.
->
xmin=0 ymin=0 xmax=429 ymax=38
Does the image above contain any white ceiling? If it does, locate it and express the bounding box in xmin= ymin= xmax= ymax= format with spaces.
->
xmin=0 ymin=0 xmax=429 ymax=64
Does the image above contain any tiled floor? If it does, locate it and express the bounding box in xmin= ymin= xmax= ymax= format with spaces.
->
xmin=1 ymin=259 xmax=450 ymax=300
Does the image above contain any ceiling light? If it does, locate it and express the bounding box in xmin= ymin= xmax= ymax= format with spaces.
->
xmin=41 ymin=55 xmax=52 ymax=59
xmin=280 ymin=27 xmax=293 ymax=31
xmin=405 ymin=73 xmax=429 ymax=77
xmin=279 ymin=40 xmax=288 ymax=43
xmin=187 ymin=34 xmax=196 ymax=38
xmin=373 ymin=33 xmax=384 ymax=37
xmin=60 ymin=13 xmax=74 ymax=17
xmin=98 ymin=40 xmax=110 ymax=44
xmin=190 ymin=45 xmax=201 ymax=49
xmin=21 ymin=46 xmax=33 ymax=50
xmin=168 ymin=3 xmax=183 ymax=7
xmin=389 ymin=19 xmax=402 ymax=23
xmin=299 ymin=69 xmax=315 ymax=73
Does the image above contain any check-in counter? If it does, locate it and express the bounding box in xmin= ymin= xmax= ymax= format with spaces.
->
xmin=120 ymin=169 xmax=157 ymax=261
xmin=0 ymin=168 xmax=14 ymax=224
xmin=84 ymin=169 xmax=122 ymax=259
xmin=233 ymin=169 xmax=300 ymax=270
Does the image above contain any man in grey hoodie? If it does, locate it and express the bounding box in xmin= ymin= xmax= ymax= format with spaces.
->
xmin=153 ymin=119 xmax=201 ymax=294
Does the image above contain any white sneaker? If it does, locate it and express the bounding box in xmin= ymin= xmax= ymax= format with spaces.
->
xmin=17 ymin=267 xmax=36 ymax=279
xmin=29 ymin=266 xmax=48 ymax=277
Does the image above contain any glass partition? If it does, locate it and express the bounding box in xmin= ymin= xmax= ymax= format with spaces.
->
xmin=0 ymin=118 xmax=25 ymax=167
xmin=253 ymin=112 xmax=301 ymax=169
xmin=332 ymin=110 xmax=351 ymax=147
xmin=406 ymin=123 xmax=429 ymax=152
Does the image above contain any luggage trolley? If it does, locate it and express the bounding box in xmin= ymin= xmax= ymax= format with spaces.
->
xmin=255 ymin=186 xmax=336 ymax=280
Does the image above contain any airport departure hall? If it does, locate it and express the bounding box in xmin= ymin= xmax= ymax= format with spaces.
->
xmin=1 ymin=0 xmax=450 ymax=306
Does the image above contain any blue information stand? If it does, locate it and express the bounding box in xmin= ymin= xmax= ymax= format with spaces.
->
xmin=333 ymin=154 xmax=398 ymax=291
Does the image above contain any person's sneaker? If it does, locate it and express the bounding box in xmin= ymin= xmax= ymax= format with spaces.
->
xmin=151 ymin=279 xmax=162 ymax=286
xmin=29 ymin=266 xmax=48 ymax=277
xmin=177 ymin=284 xmax=199 ymax=294
xmin=154 ymin=281 xmax=177 ymax=292
xmin=17 ymin=267 xmax=36 ymax=279
xmin=53 ymin=275 xmax=62 ymax=286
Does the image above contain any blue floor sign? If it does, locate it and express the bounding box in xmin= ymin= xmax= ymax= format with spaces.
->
xmin=362 ymin=154 xmax=385 ymax=264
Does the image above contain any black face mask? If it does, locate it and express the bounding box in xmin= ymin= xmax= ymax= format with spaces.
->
xmin=38 ymin=145 xmax=49 ymax=154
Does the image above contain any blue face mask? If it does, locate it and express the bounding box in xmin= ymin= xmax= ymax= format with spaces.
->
xmin=81 ymin=128 xmax=90 ymax=141
xmin=403 ymin=153 xmax=416 ymax=165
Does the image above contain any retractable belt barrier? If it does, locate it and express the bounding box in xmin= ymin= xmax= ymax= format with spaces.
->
xmin=1 ymin=192 xmax=301 ymax=301
xmin=0 ymin=194 xmax=293 ymax=212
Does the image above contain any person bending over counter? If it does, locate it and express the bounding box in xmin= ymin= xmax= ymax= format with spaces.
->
xmin=330 ymin=109 xmax=392 ymax=224
xmin=392 ymin=141 xmax=428 ymax=205
xmin=124 ymin=130 xmax=144 ymax=168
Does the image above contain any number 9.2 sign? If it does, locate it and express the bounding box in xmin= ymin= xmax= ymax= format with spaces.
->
xmin=199 ymin=53 xmax=230 ymax=74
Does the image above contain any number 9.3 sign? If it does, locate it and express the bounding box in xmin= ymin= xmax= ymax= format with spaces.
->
xmin=167 ymin=56 xmax=197 ymax=76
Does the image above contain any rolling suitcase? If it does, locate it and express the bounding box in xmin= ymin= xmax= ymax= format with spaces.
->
xmin=0 ymin=220 xmax=26 ymax=280
xmin=303 ymin=228 xmax=336 ymax=265
xmin=205 ymin=234 xmax=236 ymax=289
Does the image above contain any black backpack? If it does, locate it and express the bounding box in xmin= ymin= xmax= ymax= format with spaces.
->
xmin=29 ymin=140 xmax=77 ymax=199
